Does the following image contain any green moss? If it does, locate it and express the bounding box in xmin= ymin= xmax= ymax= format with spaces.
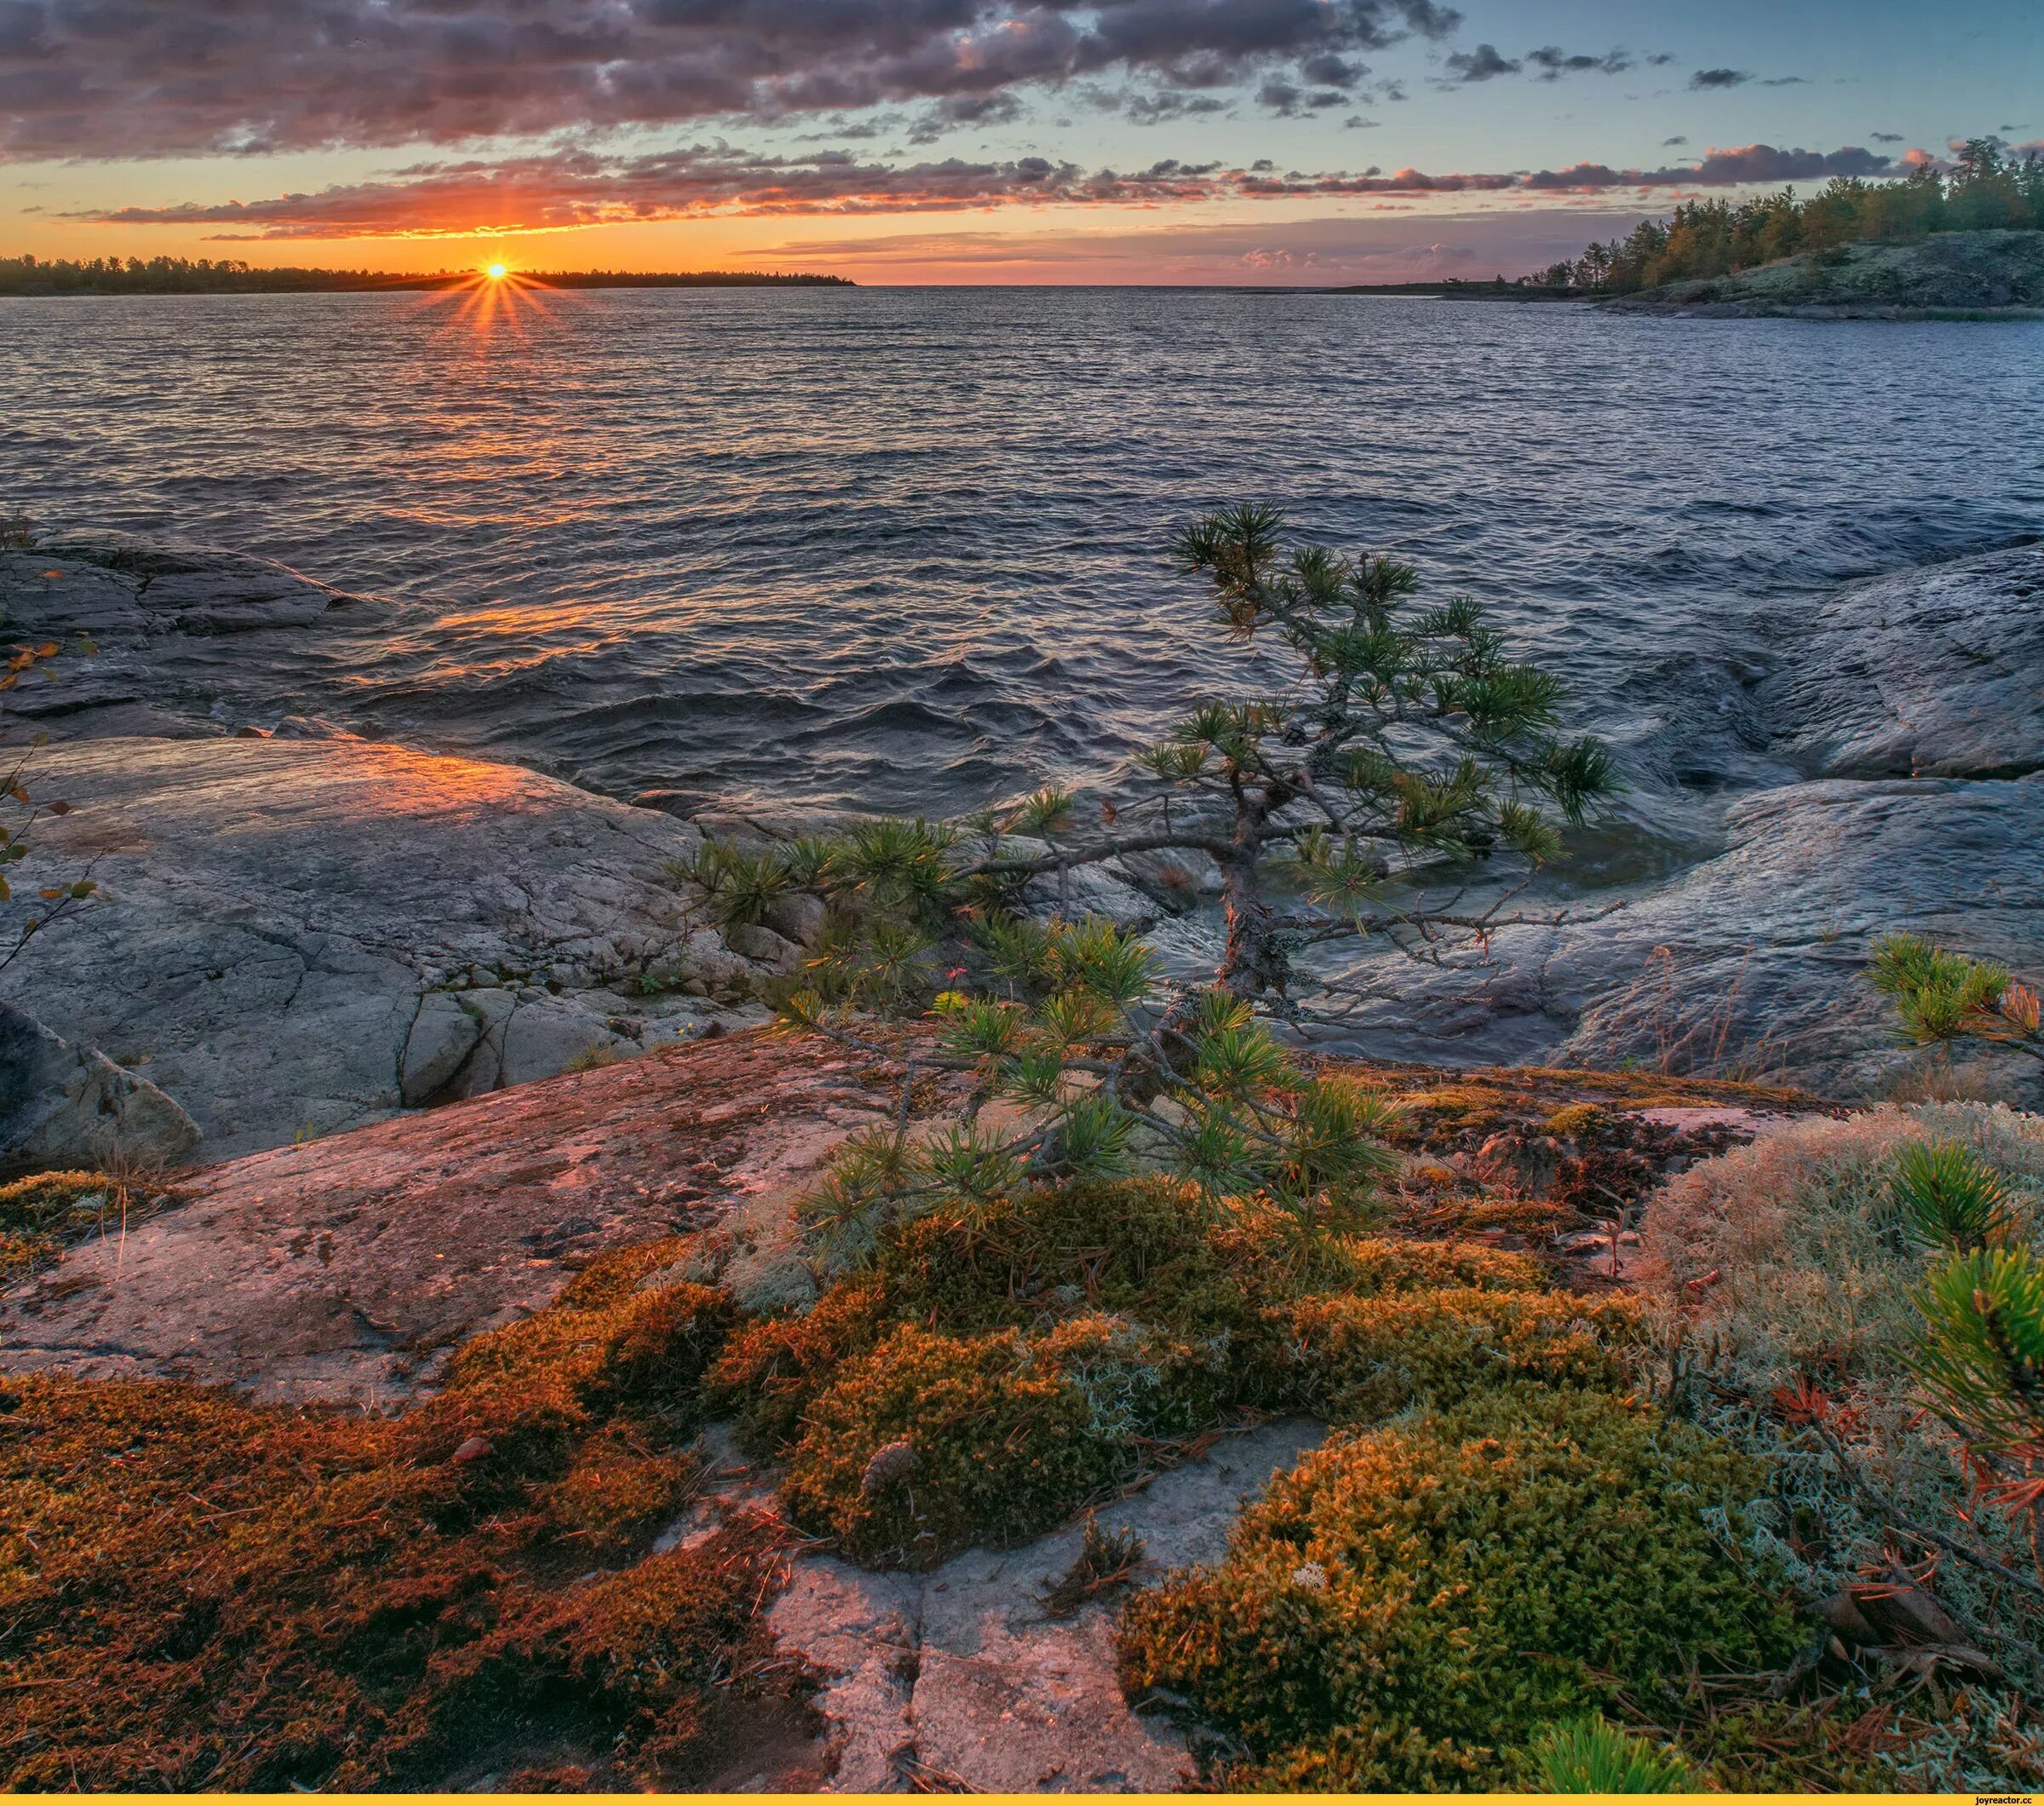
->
xmin=708 ymin=1176 xmax=1644 ymax=1570
xmin=778 ymin=1320 xmax=1132 ymax=1567
xmin=0 ymin=1169 xmax=118 ymax=1280
xmin=1117 ymin=1385 xmax=1801 ymax=1792
xmin=1285 ymin=1287 xmax=1642 ymax=1422
xmin=0 ymin=1239 xmax=787 ymax=1790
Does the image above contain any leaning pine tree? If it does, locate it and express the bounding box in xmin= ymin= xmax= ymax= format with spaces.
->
xmin=680 ymin=503 xmax=1620 ymax=1257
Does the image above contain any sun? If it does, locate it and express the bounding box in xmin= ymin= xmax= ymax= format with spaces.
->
xmin=485 ymin=262 xmax=508 ymax=281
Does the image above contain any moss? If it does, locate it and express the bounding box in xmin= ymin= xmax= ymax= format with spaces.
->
xmin=703 ymin=1278 xmax=891 ymax=1457
xmin=1285 ymin=1287 xmax=1642 ymax=1422
xmin=1117 ymin=1385 xmax=1802 ymax=1791
xmin=778 ymin=1321 xmax=1132 ymax=1567
xmin=709 ymin=1177 xmax=1644 ymax=1570
xmin=0 ymin=1169 xmax=119 ymax=1279
xmin=0 ymin=1239 xmax=791 ymax=1790
xmin=1334 ymin=1234 xmax=1543 ymax=1295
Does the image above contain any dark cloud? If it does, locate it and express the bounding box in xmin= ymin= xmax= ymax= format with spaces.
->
xmin=904 ymin=92 xmax=1025 ymax=143
xmin=1444 ymin=41 xmax=1633 ymax=86
xmin=1299 ymin=51 xmax=1366 ymax=88
xmin=1444 ymin=43 xmax=1519 ymax=82
xmin=71 ymin=137 xmax=1903 ymax=240
xmin=1760 ymin=76 xmax=1809 ymax=87
xmin=1344 ymin=114 xmax=1380 ymax=129
xmin=1523 ymin=142 xmax=1894 ymax=190
xmin=1255 ymin=78 xmax=1348 ymax=115
xmin=1690 ymin=68 xmax=1750 ymax=89
xmin=1524 ymin=45 xmax=1632 ymax=80
xmin=0 ymin=0 xmax=1463 ymax=159
xmin=1118 ymin=89 xmax=1230 ymax=124
xmin=1870 ymin=130 xmax=1904 ymax=142
xmin=1661 ymin=135 xmax=1688 ymax=147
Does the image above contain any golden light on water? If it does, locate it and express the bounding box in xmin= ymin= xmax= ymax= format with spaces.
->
xmin=405 ymin=256 xmax=568 ymax=341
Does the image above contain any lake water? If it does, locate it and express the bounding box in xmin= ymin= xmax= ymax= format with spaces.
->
xmin=3 ymin=285 xmax=2040 ymax=843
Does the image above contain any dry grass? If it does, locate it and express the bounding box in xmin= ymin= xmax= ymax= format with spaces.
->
xmin=1636 ymin=1102 xmax=2044 ymax=1756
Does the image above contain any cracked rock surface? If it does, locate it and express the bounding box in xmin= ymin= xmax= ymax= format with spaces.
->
xmin=0 ymin=734 xmax=770 ymax=1161
xmin=732 ymin=1417 xmax=1325 ymax=1793
xmin=0 ymin=1030 xmax=903 ymax=1406
xmin=0 ymin=527 xmax=376 ymax=742
xmin=1335 ymin=774 xmax=2044 ymax=1099
xmin=1756 ymin=542 xmax=2044 ymax=781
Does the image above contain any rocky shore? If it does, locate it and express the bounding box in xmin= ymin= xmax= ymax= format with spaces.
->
xmin=1601 ymin=227 xmax=2044 ymax=319
xmin=3 ymin=521 xmax=2041 ymax=1791
xmin=2 ymin=526 xmax=2039 ymax=1170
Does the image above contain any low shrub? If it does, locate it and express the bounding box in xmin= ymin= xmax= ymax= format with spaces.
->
xmin=1639 ymin=1102 xmax=2044 ymax=1705
xmin=1638 ymin=1102 xmax=2044 ymax=1389
xmin=1117 ymin=1385 xmax=1800 ymax=1791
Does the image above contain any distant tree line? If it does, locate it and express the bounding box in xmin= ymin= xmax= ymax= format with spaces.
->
xmin=1526 ymin=138 xmax=2044 ymax=294
xmin=0 ymin=256 xmax=853 ymax=296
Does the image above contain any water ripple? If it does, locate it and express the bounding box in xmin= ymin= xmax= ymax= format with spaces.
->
xmin=2 ymin=285 xmax=2039 ymax=827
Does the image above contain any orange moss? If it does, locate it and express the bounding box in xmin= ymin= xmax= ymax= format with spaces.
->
xmin=0 ymin=1237 xmax=800 ymax=1790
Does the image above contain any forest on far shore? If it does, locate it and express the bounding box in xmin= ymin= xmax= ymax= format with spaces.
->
xmin=1528 ymin=137 xmax=2043 ymax=293
xmin=0 ymin=258 xmax=853 ymax=295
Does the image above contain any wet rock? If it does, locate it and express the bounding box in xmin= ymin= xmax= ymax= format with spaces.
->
xmin=1020 ymin=862 xmax=1159 ymax=932
xmin=0 ymin=735 xmax=744 ymax=1159
xmin=0 ymin=1001 xmax=199 ymax=1171
xmin=0 ymin=529 xmax=375 ymax=744
xmin=1759 ymin=542 xmax=2044 ymax=780
xmin=1340 ymin=774 xmax=2044 ymax=1100
xmin=1111 ymin=847 xmax=1223 ymax=915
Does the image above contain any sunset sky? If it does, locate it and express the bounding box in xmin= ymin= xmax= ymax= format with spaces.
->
xmin=3 ymin=0 xmax=2038 ymax=283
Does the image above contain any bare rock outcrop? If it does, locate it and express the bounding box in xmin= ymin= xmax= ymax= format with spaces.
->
xmin=692 ymin=1417 xmax=1326 ymax=1792
xmin=0 ymin=1030 xmax=904 ymax=1404
xmin=1758 ymin=541 xmax=2044 ymax=780
xmin=1340 ymin=774 xmax=2044 ymax=1099
xmin=0 ymin=527 xmax=372 ymax=741
xmin=0 ymin=735 xmax=772 ymax=1161
xmin=0 ymin=1000 xmax=198 ymax=1173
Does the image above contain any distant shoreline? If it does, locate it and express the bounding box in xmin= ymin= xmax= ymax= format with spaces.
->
xmin=0 ymin=262 xmax=853 ymax=296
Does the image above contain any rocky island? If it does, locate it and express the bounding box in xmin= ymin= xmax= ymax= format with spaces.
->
xmin=1603 ymin=227 xmax=2044 ymax=319
xmin=1 ymin=522 xmax=2041 ymax=1791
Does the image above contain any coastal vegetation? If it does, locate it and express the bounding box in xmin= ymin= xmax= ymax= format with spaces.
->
xmin=685 ymin=502 xmax=1617 ymax=1245
xmin=0 ymin=256 xmax=853 ymax=296
xmin=1529 ymin=137 xmax=2044 ymax=292
xmin=4 ymin=515 xmax=2043 ymax=1789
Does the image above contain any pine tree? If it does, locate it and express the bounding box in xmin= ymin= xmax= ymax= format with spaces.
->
xmin=686 ymin=505 xmax=1619 ymax=1252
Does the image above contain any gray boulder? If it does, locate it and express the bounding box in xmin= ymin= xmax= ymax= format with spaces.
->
xmin=0 ymin=736 xmax=772 ymax=1159
xmin=1336 ymin=774 xmax=2044 ymax=1100
xmin=0 ymin=1001 xmax=199 ymax=1171
xmin=1759 ymin=542 xmax=2044 ymax=780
